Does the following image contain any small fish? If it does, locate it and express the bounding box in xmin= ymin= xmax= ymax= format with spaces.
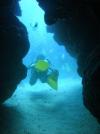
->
xmin=30 ymin=22 xmax=38 ymax=30
xmin=34 ymin=22 xmax=38 ymax=28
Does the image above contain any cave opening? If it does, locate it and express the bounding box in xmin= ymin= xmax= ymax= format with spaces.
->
xmin=1 ymin=0 xmax=100 ymax=134
xmin=18 ymin=0 xmax=81 ymax=84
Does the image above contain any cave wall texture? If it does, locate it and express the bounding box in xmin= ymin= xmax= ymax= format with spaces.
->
xmin=0 ymin=0 xmax=30 ymax=103
xmin=36 ymin=0 xmax=100 ymax=122
xmin=0 ymin=0 xmax=100 ymax=123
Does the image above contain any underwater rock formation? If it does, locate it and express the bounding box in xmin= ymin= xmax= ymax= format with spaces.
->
xmin=0 ymin=0 xmax=30 ymax=103
xmin=37 ymin=0 xmax=100 ymax=122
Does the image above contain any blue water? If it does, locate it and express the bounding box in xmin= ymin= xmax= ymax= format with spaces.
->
xmin=18 ymin=0 xmax=80 ymax=81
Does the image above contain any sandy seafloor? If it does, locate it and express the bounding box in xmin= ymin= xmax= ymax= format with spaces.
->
xmin=0 ymin=78 xmax=100 ymax=134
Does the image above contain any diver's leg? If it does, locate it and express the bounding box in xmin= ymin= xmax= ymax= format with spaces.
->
xmin=29 ymin=69 xmax=38 ymax=85
xmin=39 ymin=72 xmax=47 ymax=83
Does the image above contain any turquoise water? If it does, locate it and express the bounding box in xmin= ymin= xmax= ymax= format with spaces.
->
xmin=18 ymin=0 xmax=80 ymax=81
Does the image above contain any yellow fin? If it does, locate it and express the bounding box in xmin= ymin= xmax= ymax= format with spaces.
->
xmin=47 ymin=74 xmax=58 ymax=90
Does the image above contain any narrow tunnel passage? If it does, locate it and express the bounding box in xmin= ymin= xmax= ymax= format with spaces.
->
xmin=0 ymin=0 xmax=100 ymax=134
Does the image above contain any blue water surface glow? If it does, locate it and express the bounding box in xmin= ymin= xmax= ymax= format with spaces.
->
xmin=18 ymin=0 xmax=81 ymax=88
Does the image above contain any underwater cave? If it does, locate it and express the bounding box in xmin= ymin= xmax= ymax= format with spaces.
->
xmin=0 ymin=0 xmax=100 ymax=134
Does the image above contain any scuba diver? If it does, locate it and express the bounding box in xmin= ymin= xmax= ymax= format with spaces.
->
xmin=28 ymin=55 xmax=59 ymax=90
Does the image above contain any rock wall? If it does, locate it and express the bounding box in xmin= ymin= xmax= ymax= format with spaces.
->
xmin=0 ymin=0 xmax=30 ymax=103
xmin=36 ymin=0 xmax=100 ymax=122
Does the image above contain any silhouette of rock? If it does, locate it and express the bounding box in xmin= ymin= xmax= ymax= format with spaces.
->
xmin=36 ymin=0 xmax=100 ymax=122
xmin=0 ymin=0 xmax=30 ymax=103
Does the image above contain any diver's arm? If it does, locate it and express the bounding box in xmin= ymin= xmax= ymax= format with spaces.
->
xmin=27 ymin=63 xmax=35 ymax=69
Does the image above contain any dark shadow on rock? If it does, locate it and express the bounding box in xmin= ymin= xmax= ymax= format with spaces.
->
xmin=0 ymin=104 xmax=23 ymax=134
xmin=36 ymin=0 xmax=100 ymax=122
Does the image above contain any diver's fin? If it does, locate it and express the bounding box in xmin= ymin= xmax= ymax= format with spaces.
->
xmin=47 ymin=72 xmax=58 ymax=90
